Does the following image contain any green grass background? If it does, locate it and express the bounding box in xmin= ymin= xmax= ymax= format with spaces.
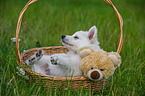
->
xmin=0 ymin=0 xmax=145 ymax=95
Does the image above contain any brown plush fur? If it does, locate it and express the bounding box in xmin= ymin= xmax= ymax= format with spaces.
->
xmin=80 ymin=50 xmax=121 ymax=80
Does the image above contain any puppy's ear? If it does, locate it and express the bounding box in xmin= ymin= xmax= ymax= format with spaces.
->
xmin=88 ymin=26 xmax=97 ymax=43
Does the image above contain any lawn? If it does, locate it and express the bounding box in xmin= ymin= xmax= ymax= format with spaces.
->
xmin=0 ymin=0 xmax=145 ymax=95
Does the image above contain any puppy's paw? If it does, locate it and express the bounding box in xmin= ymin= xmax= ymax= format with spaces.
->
xmin=36 ymin=50 xmax=44 ymax=58
xmin=28 ymin=57 xmax=36 ymax=65
xmin=50 ymin=55 xmax=61 ymax=65
xmin=27 ymin=50 xmax=44 ymax=65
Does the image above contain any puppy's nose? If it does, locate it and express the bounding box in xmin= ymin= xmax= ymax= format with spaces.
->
xmin=61 ymin=35 xmax=66 ymax=39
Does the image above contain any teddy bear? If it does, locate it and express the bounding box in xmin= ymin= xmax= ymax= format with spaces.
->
xmin=79 ymin=49 xmax=121 ymax=81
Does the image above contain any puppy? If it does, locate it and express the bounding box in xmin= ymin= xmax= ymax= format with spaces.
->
xmin=25 ymin=26 xmax=102 ymax=77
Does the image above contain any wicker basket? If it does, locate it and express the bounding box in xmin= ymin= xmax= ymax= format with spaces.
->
xmin=15 ymin=0 xmax=123 ymax=92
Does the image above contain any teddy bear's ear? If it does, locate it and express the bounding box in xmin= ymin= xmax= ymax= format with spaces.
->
xmin=108 ymin=52 xmax=121 ymax=67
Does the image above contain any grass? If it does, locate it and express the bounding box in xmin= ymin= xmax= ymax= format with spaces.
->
xmin=0 ymin=0 xmax=145 ymax=95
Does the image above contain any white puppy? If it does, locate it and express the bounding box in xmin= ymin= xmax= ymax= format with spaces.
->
xmin=25 ymin=26 xmax=102 ymax=77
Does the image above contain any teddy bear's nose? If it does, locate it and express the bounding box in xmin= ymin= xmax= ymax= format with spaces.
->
xmin=87 ymin=69 xmax=103 ymax=81
xmin=90 ymin=71 xmax=100 ymax=79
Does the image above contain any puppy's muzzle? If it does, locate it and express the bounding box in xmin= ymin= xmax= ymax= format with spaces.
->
xmin=61 ymin=35 xmax=73 ymax=46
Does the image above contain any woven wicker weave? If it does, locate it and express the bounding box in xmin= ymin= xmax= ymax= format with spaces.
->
xmin=16 ymin=0 xmax=123 ymax=91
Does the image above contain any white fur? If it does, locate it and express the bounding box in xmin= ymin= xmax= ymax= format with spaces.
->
xmin=25 ymin=26 xmax=102 ymax=77
xmin=61 ymin=26 xmax=101 ymax=53
xmin=108 ymin=55 xmax=119 ymax=67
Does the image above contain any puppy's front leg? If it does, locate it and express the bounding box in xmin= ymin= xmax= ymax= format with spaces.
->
xmin=50 ymin=53 xmax=68 ymax=65
xmin=50 ymin=53 xmax=79 ymax=67
xmin=25 ymin=49 xmax=44 ymax=67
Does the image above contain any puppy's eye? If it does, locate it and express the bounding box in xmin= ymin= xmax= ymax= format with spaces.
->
xmin=91 ymin=67 xmax=93 ymax=69
xmin=100 ymin=69 xmax=104 ymax=71
xmin=74 ymin=36 xmax=79 ymax=39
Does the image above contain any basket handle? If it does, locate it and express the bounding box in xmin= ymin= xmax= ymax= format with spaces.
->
xmin=16 ymin=0 xmax=37 ymax=63
xmin=103 ymin=0 xmax=123 ymax=54
xmin=16 ymin=0 xmax=123 ymax=63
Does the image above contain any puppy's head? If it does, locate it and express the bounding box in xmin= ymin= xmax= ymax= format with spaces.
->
xmin=61 ymin=26 xmax=100 ymax=52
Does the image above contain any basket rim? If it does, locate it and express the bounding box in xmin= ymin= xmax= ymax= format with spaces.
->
xmin=15 ymin=0 xmax=123 ymax=64
xmin=21 ymin=46 xmax=68 ymax=55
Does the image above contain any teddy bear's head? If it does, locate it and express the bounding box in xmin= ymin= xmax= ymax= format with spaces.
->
xmin=80 ymin=50 xmax=121 ymax=81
